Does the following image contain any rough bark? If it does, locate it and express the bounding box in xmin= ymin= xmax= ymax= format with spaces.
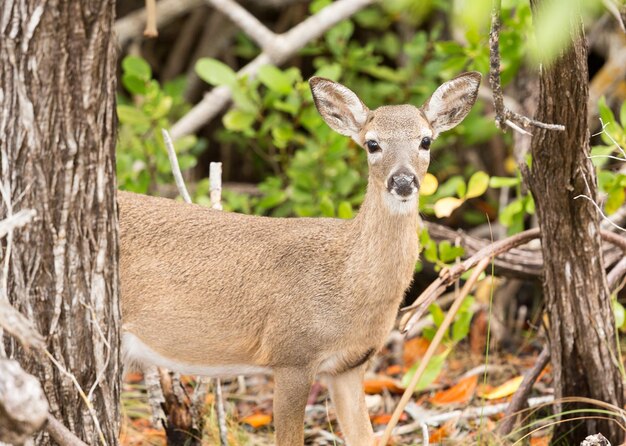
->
xmin=527 ymin=6 xmax=624 ymax=444
xmin=0 ymin=1 xmax=121 ymax=445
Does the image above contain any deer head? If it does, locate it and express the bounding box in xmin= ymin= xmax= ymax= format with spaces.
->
xmin=309 ymin=72 xmax=482 ymax=215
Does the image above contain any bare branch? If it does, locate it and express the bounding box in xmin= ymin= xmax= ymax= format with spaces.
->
xmin=204 ymin=0 xmax=276 ymax=52
xmin=0 ymin=209 xmax=36 ymax=239
xmin=489 ymin=0 xmax=565 ymax=134
xmin=46 ymin=415 xmax=90 ymax=446
xmin=0 ymin=299 xmax=45 ymax=351
xmin=209 ymin=162 xmax=223 ymax=211
xmin=161 ymin=129 xmax=192 ymax=204
xmin=144 ymin=0 xmax=158 ymax=38
xmin=170 ymin=0 xmax=375 ymax=140
xmin=0 ymin=359 xmax=48 ymax=445
xmin=115 ymin=0 xmax=204 ymax=46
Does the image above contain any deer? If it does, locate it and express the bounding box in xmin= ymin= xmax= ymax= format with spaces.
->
xmin=118 ymin=71 xmax=481 ymax=445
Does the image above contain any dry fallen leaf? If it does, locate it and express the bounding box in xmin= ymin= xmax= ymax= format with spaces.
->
xmin=403 ymin=336 xmax=430 ymax=366
xmin=479 ymin=375 xmax=524 ymax=400
xmin=241 ymin=413 xmax=273 ymax=429
xmin=530 ymin=436 xmax=550 ymax=446
xmin=363 ymin=377 xmax=405 ymax=394
xmin=429 ymin=375 xmax=478 ymax=406
xmin=370 ymin=413 xmax=407 ymax=425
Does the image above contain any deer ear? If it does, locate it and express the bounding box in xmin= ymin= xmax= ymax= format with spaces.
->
xmin=422 ymin=72 xmax=481 ymax=137
xmin=309 ymin=77 xmax=369 ymax=138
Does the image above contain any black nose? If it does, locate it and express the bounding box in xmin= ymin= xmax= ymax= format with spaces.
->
xmin=388 ymin=172 xmax=418 ymax=197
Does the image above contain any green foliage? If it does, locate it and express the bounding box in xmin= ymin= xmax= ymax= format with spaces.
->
xmin=117 ymin=56 xmax=206 ymax=194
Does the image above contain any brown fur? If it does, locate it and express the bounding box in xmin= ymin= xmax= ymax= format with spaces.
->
xmin=119 ymin=72 xmax=480 ymax=445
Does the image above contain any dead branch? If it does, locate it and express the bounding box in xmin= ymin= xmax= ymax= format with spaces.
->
xmin=45 ymin=415 xmax=90 ymax=446
xmin=144 ymin=0 xmax=158 ymax=37
xmin=0 ymin=209 xmax=36 ymax=239
xmin=170 ymin=0 xmax=375 ymax=140
xmin=115 ymin=0 xmax=204 ymax=46
xmin=0 ymin=299 xmax=45 ymax=351
xmin=162 ymin=129 xmax=192 ymax=203
xmin=489 ymin=0 xmax=565 ymax=134
xmin=608 ymin=256 xmax=626 ymax=292
xmin=498 ymin=344 xmax=551 ymax=436
xmin=0 ymin=359 xmax=48 ymax=445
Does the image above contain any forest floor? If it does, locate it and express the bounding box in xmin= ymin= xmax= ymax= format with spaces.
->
xmin=119 ymin=328 xmax=558 ymax=445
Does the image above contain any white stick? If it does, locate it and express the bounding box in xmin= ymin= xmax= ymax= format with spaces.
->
xmin=161 ymin=129 xmax=192 ymax=204
xmin=210 ymin=162 xmax=223 ymax=211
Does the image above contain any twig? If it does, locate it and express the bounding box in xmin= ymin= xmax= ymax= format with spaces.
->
xmin=489 ymin=0 xmax=565 ymax=134
xmin=216 ymin=379 xmax=229 ymax=446
xmin=115 ymin=0 xmax=204 ymax=46
xmin=0 ymin=209 xmax=36 ymax=238
xmin=46 ymin=414 xmax=90 ymax=446
xmin=498 ymin=345 xmax=551 ymax=436
xmin=144 ymin=0 xmax=158 ymax=38
xmin=380 ymin=257 xmax=492 ymax=446
xmin=170 ymin=0 xmax=375 ymax=139
xmin=162 ymin=129 xmax=192 ymax=204
xmin=210 ymin=163 xmax=223 ymax=210
xmin=0 ymin=299 xmax=45 ymax=351
xmin=608 ymin=256 xmax=626 ymax=292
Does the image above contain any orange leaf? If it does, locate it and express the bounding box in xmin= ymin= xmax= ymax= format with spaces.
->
xmin=429 ymin=375 xmax=478 ymax=406
xmin=479 ymin=376 xmax=524 ymax=400
xmin=403 ymin=337 xmax=430 ymax=366
xmin=370 ymin=413 xmax=407 ymax=425
xmin=241 ymin=413 xmax=272 ymax=429
xmin=363 ymin=377 xmax=404 ymax=394
xmin=385 ymin=364 xmax=405 ymax=375
xmin=530 ymin=436 xmax=550 ymax=446
xmin=429 ymin=424 xmax=451 ymax=443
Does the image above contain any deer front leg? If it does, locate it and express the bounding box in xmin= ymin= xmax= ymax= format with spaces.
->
xmin=326 ymin=365 xmax=374 ymax=446
xmin=273 ymin=367 xmax=314 ymax=446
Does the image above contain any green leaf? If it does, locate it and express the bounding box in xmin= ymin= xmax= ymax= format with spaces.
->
xmin=337 ymin=201 xmax=353 ymax=219
xmin=614 ymin=299 xmax=626 ymax=329
xmin=401 ymin=350 xmax=449 ymax=391
xmin=466 ymin=171 xmax=489 ymax=199
xmin=452 ymin=297 xmax=475 ymax=342
xmin=606 ymin=187 xmax=625 ymax=215
xmin=223 ymin=109 xmax=256 ymax=132
xmin=428 ymin=303 xmax=445 ymax=328
xmin=319 ymin=195 xmax=335 ymax=217
xmin=117 ymin=105 xmax=151 ymax=129
xmin=122 ymin=74 xmax=147 ymax=95
xmin=258 ymin=65 xmax=292 ymax=95
xmin=489 ymin=176 xmax=520 ymax=188
xmin=438 ymin=240 xmax=464 ymax=263
xmin=621 ymin=101 xmax=626 ymax=127
xmin=122 ymin=55 xmax=151 ymax=80
xmin=195 ymin=58 xmax=237 ymax=86
xmin=499 ymin=198 xmax=524 ymax=227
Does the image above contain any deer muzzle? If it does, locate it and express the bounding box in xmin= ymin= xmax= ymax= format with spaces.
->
xmin=387 ymin=172 xmax=418 ymax=198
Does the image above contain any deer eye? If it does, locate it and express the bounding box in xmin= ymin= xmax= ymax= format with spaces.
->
xmin=420 ymin=137 xmax=432 ymax=150
xmin=366 ymin=140 xmax=381 ymax=153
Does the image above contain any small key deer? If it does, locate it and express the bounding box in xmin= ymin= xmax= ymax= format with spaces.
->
xmin=119 ymin=72 xmax=481 ymax=445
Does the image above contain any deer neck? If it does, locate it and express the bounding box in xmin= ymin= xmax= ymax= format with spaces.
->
xmin=346 ymin=180 xmax=421 ymax=305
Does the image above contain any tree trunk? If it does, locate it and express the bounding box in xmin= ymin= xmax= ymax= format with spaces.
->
xmin=0 ymin=1 xmax=120 ymax=445
xmin=527 ymin=7 xmax=625 ymax=444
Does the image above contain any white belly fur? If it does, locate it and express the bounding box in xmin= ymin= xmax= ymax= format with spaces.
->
xmin=122 ymin=332 xmax=271 ymax=377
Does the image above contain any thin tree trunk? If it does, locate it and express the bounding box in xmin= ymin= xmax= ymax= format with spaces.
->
xmin=527 ymin=6 xmax=625 ymax=444
xmin=0 ymin=1 xmax=120 ymax=445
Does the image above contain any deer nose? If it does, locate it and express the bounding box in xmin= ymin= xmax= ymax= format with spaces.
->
xmin=388 ymin=172 xmax=418 ymax=197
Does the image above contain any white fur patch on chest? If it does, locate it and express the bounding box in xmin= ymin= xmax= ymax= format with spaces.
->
xmin=122 ymin=332 xmax=271 ymax=377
